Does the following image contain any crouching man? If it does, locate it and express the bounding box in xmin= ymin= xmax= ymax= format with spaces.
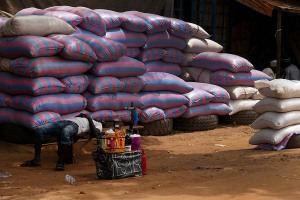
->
xmin=21 ymin=113 xmax=102 ymax=171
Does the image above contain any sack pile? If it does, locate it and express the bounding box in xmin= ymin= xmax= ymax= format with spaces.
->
xmin=249 ymin=79 xmax=300 ymax=150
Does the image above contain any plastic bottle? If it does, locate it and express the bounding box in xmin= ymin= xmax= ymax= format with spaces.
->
xmin=141 ymin=149 xmax=147 ymax=175
xmin=65 ymin=174 xmax=77 ymax=185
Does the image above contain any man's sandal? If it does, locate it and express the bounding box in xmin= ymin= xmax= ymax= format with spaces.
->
xmin=20 ymin=160 xmax=41 ymax=167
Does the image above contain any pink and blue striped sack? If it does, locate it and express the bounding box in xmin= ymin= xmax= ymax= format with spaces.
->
xmin=72 ymin=33 xmax=126 ymax=62
xmin=145 ymin=61 xmax=181 ymax=76
xmin=183 ymin=88 xmax=215 ymax=107
xmin=119 ymin=77 xmax=144 ymax=93
xmin=210 ymin=69 xmax=273 ymax=87
xmin=59 ymin=75 xmax=89 ymax=94
xmin=0 ymin=108 xmax=62 ymax=129
xmin=0 ymin=92 xmax=11 ymax=107
xmin=119 ymin=12 xmax=148 ymax=32
xmin=181 ymin=103 xmax=232 ymax=118
xmin=164 ymin=105 xmax=188 ymax=119
xmin=0 ymin=72 xmax=65 ymax=95
xmin=139 ymin=72 xmax=194 ymax=94
xmin=125 ymin=48 xmax=140 ymax=58
xmin=139 ymin=107 xmax=166 ymax=123
xmin=61 ymin=110 xmax=90 ymax=120
xmin=11 ymin=56 xmax=92 ymax=78
xmin=191 ymin=52 xmax=254 ymax=72
xmin=48 ymin=34 xmax=97 ymax=62
xmin=16 ymin=8 xmax=83 ymax=27
xmin=93 ymin=9 xmax=122 ymax=30
xmin=87 ymin=75 xmax=125 ymax=94
xmin=162 ymin=48 xmax=184 ymax=64
xmin=9 ymin=94 xmax=87 ymax=115
xmin=0 ymin=36 xmax=64 ymax=59
xmin=83 ymin=91 xmax=143 ymax=111
xmin=115 ymin=110 xmax=132 ymax=122
xmin=137 ymin=48 xmax=167 ymax=63
xmin=125 ymin=11 xmax=171 ymax=34
xmin=144 ymin=31 xmax=186 ymax=50
xmin=91 ymin=110 xmax=118 ymax=122
xmin=187 ymin=82 xmax=230 ymax=104
xmin=138 ymin=91 xmax=189 ymax=109
xmin=91 ymin=56 xmax=146 ymax=77
xmin=167 ymin=17 xmax=194 ymax=38
xmin=47 ymin=6 xmax=106 ymax=36
xmin=104 ymin=28 xmax=147 ymax=48
xmin=0 ymin=17 xmax=9 ymax=27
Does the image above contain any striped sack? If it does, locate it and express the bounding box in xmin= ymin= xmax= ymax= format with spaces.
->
xmin=187 ymin=82 xmax=230 ymax=104
xmin=191 ymin=52 xmax=254 ymax=72
xmin=119 ymin=12 xmax=148 ymax=32
xmin=0 ymin=72 xmax=65 ymax=95
xmin=59 ymin=75 xmax=89 ymax=94
xmin=0 ymin=108 xmax=62 ymax=129
xmin=0 ymin=17 xmax=9 ymax=27
xmin=11 ymin=56 xmax=92 ymax=78
xmin=0 ymin=92 xmax=11 ymax=107
xmin=210 ymin=69 xmax=273 ymax=87
xmin=139 ymin=72 xmax=194 ymax=94
xmin=61 ymin=110 xmax=90 ymax=120
xmin=125 ymin=48 xmax=141 ymax=58
xmin=138 ymin=91 xmax=189 ymax=109
xmin=72 ymin=33 xmax=126 ymax=62
xmin=139 ymin=107 xmax=166 ymax=123
xmin=90 ymin=110 xmax=118 ymax=122
xmin=168 ymin=17 xmax=194 ymax=38
xmin=145 ymin=61 xmax=181 ymax=76
xmin=164 ymin=105 xmax=188 ymax=119
xmin=15 ymin=7 xmax=40 ymax=15
xmin=183 ymin=88 xmax=215 ymax=107
xmin=181 ymin=103 xmax=232 ymax=118
xmin=9 ymin=93 xmax=87 ymax=115
xmin=83 ymin=91 xmax=143 ymax=111
xmin=47 ymin=6 xmax=107 ymax=36
xmin=162 ymin=48 xmax=184 ymax=64
xmin=119 ymin=77 xmax=145 ymax=93
xmin=0 ymin=36 xmax=63 ymax=59
xmin=137 ymin=48 xmax=167 ymax=63
xmin=104 ymin=28 xmax=147 ymax=48
xmin=125 ymin=11 xmax=171 ymax=34
xmin=48 ymin=34 xmax=97 ymax=62
xmin=115 ymin=110 xmax=131 ymax=122
xmin=144 ymin=31 xmax=186 ymax=50
xmin=93 ymin=9 xmax=122 ymax=29
xmin=91 ymin=56 xmax=146 ymax=77
xmin=87 ymin=75 xmax=125 ymax=94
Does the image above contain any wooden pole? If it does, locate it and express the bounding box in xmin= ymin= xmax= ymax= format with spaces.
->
xmin=276 ymin=8 xmax=282 ymax=78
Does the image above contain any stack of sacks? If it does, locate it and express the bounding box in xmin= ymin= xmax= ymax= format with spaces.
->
xmin=180 ymin=23 xmax=222 ymax=80
xmin=190 ymin=52 xmax=272 ymax=115
xmin=137 ymin=72 xmax=193 ymax=123
xmin=125 ymin=11 xmax=192 ymax=76
xmin=185 ymin=82 xmax=232 ymax=118
xmin=0 ymin=14 xmax=94 ymax=129
xmin=249 ymin=79 xmax=300 ymax=150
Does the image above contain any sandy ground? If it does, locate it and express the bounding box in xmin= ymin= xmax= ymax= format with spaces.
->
xmin=1 ymin=125 xmax=300 ymax=200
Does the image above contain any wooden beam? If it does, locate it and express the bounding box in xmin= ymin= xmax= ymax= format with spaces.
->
xmin=276 ymin=7 xmax=282 ymax=78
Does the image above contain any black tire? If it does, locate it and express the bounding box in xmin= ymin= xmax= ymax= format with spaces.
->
xmin=286 ymin=134 xmax=300 ymax=149
xmin=0 ymin=123 xmax=56 ymax=144
xmin=139 ymin=119 xmax=173 ymax=136
xmin=219 ymin=110 xmax=258 ymax=125
xmin=173 ymin=115 xmax=218 ymax=131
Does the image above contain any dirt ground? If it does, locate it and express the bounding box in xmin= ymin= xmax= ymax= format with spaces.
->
xmin=1 ymin=125 xmax=300 ymax=200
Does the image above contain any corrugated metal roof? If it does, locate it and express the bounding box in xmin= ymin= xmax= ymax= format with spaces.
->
xmin=236 ymin=0 xmax=300 ymax=16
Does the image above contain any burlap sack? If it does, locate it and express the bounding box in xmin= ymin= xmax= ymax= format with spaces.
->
xmin=0 ymin=15 xmax=75 ymax=37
